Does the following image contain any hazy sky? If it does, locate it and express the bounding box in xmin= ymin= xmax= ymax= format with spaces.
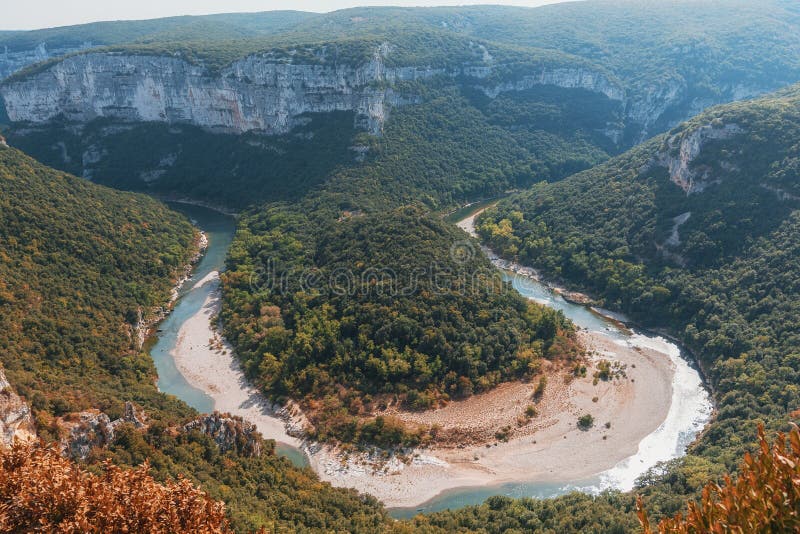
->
xmin=2 ymin=1 xmax=572 ymax=31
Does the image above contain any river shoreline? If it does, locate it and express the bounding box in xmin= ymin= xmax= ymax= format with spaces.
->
xmin=169 ymin=270 xmax=305 ymax=451
xmin=308 ymin=328 xmax=675 ymax=508
xmin=154 ymin=203 xmax=709 ymax=510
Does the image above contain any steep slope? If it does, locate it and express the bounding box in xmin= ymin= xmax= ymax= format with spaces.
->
xmin=5 ymin=76 xmax=618 ymax=208
xmin=478 ymin=85 xmax=800 ymax=509
xmin=4 ymin=0 xmax=798 ymax=143
xmin=289 ymin=0 xmax=800 ymax=142
xmin=1 ymin=1 xmax=798 ymax=211
xmin=0 ymin=145 xmax=392 ymax=532
xmin=0 ymin=11 xmax=317 ymax=79
xmin=1 ymin=36 xmax=620 ymax=135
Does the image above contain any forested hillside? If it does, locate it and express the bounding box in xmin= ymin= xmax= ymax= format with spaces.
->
xmin=223 ymin=202 xmax=576 ymax=446
xmin=4 ymin=1 xmax=800 ymax=209
xmin=0 ymin=145 xmax=392 ymax=532
xmin=478 ymin=84 xmax=800 ymax=518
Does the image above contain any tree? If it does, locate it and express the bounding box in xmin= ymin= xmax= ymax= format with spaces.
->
xmin=638 ymin=424 xmax=800 ymax=533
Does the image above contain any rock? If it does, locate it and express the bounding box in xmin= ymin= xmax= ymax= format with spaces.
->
xmin=60 ymin=401 xmax=148 ymax=460
xmin=184 ymin=412 xmax=263 ymax=457
xmin=0 ymin=48 xmax=623 ymax=138
xmin=60 ymin=410 xmax=115 ymax=460
xmin=0 ymin=368 xmax=37 ymax=449
xmin=655 ymin=121 xmax=744 ymax=194
xmin=0 ymin=42 xmax=93 ymax=80
xmin=121 ymin=401 xmax=147 ymax=429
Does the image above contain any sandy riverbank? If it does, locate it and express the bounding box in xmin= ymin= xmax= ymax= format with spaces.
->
xmin=169 ymin=270 xmax=304 ymax=449
xmin=307 ymin=329 xmax=674 ymax=508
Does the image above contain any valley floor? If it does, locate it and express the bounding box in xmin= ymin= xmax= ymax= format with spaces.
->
xmin=170 ymin=273 xmax=676 ymax=508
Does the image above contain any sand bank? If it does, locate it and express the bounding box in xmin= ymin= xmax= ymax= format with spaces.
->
xmin=169 ymin=270 xmax=303 ymax=449
xmin=167 ymin=217 xmax=682 ymax=508
xmin=308 ymin=329 xmax=674 ymax=507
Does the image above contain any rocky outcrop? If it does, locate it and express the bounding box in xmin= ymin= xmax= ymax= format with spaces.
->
xmin=60 ymin=401 xmax=147 ymax=460
xmin=0 ymin=368 xmax=37 ymax=449
xmin=656 ymin=122 xmax=743 ymax=194
xmin=476 ymin=67 xmax=624 ymax=102
xmin=0 ymin=49 xmax=624 ymax=136
xmin=0 ymin=42 xmax=92 ymax=80
xmin=60 ymin=410 xmax=115 ymax=460
xmin=184 ymin=412 xmax=263 ymax=457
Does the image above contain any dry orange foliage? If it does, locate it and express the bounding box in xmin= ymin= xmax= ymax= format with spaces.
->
xmin=638 ymin=424 xmax=800 ymax=533
xmin=0 ymin=443 xmax=232 ymax=533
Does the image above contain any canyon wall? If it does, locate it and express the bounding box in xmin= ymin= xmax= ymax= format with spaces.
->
xmin=0 ymin=50 xmax=624 ymax=135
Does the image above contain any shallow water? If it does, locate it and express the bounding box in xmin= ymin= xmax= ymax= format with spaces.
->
xmin=148 ymin=203 xmax=306 ymax=465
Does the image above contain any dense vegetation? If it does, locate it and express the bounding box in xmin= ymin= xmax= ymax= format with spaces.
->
xmin=0 ymin=11 xmax=315 ymax=54
xmin=7 ymin=81 xmax=618 ymax=210
xmin=478 ymin=84 xmax=800 ymax=518
xmin=0 ymin=145 xmax=195 ymax=416
xmin=7 ymin=113 xmax=361 ymax=209
xmin=0 ymin=443 xmax=230 ymax=533
xmin=223 ymin=202 xmax=576 ymax=445
xmin=4 ymin=2 xmax=800 ymax=531
xmin=639 ymin=424 xmax=800 ymax=533
xmin=0 ymin=145 xmax=392 ymax=531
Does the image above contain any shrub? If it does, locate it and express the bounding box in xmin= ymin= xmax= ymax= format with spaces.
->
xmin=638 ymin=424 xmax=800 ymax=533
xmin=0 ymin=443 xmax=230 ymax=533
xmin=577 ymin=414 xmax=594 ymax=430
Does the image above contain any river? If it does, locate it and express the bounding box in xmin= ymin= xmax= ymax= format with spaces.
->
xmin=392 ymin=210 xmax=712 ymax=516
xmin=149 ymin=202 xmax=711 ymax=514
xmin=146 ymin=203 xmax=308 ymax=466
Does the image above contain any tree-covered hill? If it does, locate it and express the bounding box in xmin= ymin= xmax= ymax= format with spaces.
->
xmin=477 ymin=83 xmax=800 ymax=517
xmin=223 ymin=202 xmax=577 ymax=446
xmin=0 ymin=11 xmax=316 ymax=53
xmin=0 ymin=145 xmax=393 ymax=531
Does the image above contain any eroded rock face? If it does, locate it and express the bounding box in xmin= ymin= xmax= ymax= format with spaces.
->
xmin=0 ymin=50 xmax=624 ymax=136
xmin=0 ymin=42 xmax=93 ymax=80
xmin=656 ymin=122 xmax=744 ymax=193
xmin=184 ymin=412 xmax=263 ymax=457
xmin=0 ymin=369 xmax=37 ymax=449
xmin=60 ymin=401 xmax=148 ymax=460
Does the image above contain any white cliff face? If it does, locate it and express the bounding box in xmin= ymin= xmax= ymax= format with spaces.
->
xmin=0 ymin=368 xmax=37 ymax=449
xmin=656 ymin=122 xmax=743 ymax=194
xmin=0 ymin=42 xmax=92 ymax=80
xmin=477 ymin=67 xmax=624 ymax=102
xmin=1 ymin=51 xmax=624 ymax=136
xmin=628 ymin=80 xmax=773 ymax=143
xmin=626 ymin=80 xmax=685 ymax=142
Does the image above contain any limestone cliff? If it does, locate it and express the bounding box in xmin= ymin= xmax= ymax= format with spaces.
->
xmin=0 ymin=50 xmax=623 ymax=136
xmin=655 ymin=121 xmax=744 ymax=194
xmin=59 ymin=401 xmax=147 ymax=460
xmin=184 ymin=412 xmax=263 ymax=457
xmin=0 ymin=42 xmax=92 ymax=80
xmin=0 ymin=368 xmax=37 ymax=449
xmin=627 ymin=79 xmax=768 ymax=143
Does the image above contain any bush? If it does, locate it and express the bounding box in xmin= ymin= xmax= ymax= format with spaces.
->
xmin=578 ymin=414 xmax=594 ymax=430
xmin=0 ymin=443 xmax=230 ymax=533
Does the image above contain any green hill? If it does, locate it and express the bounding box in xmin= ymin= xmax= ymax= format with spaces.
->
xmin=477 ymin=84 xmax=800 ymax=511
xmin=0 ymin=144 xmax=391 ymax=531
